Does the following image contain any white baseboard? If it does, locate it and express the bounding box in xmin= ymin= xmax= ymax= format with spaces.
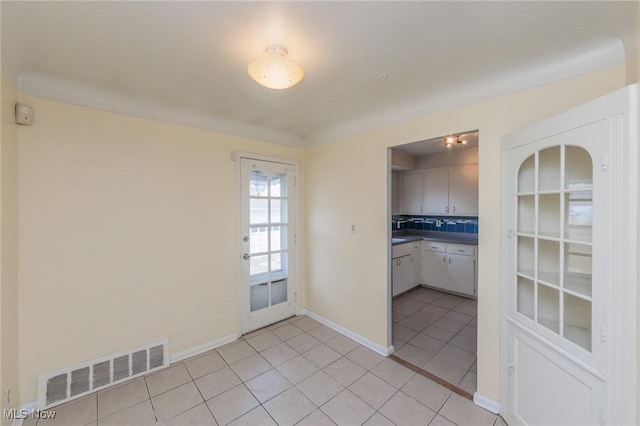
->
xmin=299 ymin=309 xmax=394 ymax=356
xmin=170 ymin=333 xmax=240 ymax=363
xmin=473 ymin=392 xmax=500 ymax=414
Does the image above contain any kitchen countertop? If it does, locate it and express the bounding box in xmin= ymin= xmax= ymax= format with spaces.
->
xmin=391 ymin=231 xmax=478 ymax=246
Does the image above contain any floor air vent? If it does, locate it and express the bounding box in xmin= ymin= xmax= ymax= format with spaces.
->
xmin=37 ymin=339 xmax=168 ymax=409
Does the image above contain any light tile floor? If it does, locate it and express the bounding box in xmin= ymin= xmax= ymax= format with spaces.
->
xmin=392 ymin=287 xmax=478 ymax=394
xmin=28 ymin=313 xmax=499 ymax=426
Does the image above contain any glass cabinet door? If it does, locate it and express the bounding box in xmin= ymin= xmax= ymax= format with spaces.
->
xmin=515 ymin=145 xmax=594 ymax=352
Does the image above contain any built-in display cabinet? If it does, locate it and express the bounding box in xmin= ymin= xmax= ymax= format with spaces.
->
xmin=502 ymin=86 xmax=637 ymax=426
xmin=399 ymin=165 xmax=478 ymax=216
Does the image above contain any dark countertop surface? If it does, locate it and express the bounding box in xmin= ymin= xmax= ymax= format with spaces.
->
xmin=392 ymin=231 xmax=478 ymax=246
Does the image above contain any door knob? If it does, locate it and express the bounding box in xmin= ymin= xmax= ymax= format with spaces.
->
xmin=243 ymin=253 xmax=250 ymax=260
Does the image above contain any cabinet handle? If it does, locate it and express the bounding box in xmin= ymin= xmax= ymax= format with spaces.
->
xmin=443 ymin=255 xmax=447 ymax=263
xmin=452 ymin=206 xmax=456 ymax=213
xmin=445 ymin=206 xmax=449 ymax=213
xmin=449 ymin=257 xmax=452 ymax=264
xmin=420 ymin=206 xmax=423 ymax=212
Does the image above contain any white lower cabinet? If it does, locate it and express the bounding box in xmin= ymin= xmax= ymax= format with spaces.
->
xmin=422 ymin=241 xmax=476 ymax=297
xmin=392 ymin=254 xmax=412 ymax=297
xmin=392 ymin=242 xmax=422 ymax=297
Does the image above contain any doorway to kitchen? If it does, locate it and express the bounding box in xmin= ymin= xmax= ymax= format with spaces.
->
xmin=388 ymin=131 xmax=479 ymax=396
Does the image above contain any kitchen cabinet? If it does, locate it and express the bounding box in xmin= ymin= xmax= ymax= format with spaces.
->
xmin=422 ymin=241 xmax=476 ymax=297
xmin=392 ymin=242 xmax=421 ymax=296
xmin=392 ymin=255 xmax=412 ymax=296
xmin=400 ymin=171 xmax=423 ymax=214
xmin=411 ymin=242 xmax=422 ymax=287
xmin=423 ymin=165 xmax=478 ymax=216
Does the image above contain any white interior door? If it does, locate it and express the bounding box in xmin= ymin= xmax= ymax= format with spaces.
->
xmin=239 ymin=157 xmax=297 ymax=334
xmin=501 ymin=85 xmax=638 ymax=425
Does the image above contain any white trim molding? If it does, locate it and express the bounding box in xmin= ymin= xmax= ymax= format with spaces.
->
xmin=170 ymin=333 xmax=240 ymax=363
xmin=300 ymin=309 xmax=394 ymax=356
xmin=473 ymin=392 xmax=501 ymax=414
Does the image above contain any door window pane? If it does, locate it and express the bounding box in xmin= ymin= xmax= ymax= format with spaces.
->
xmin=538 ymin=147 xmax=561 ymax=191
xmin=251 ymin=284 xmax=268 ymax=312
xmin=271 ymin=252 xmax=287 ymax=280
xmin=271 ymin=279 xmax=287 ymax=306
xmin=250 ymin=255 xmax=268 ymax=283
xmin=270 ymin=199 xmax=288 ymax=224
xmin=250 ymin=199 xmax=268 ymax=224
xmin=250 ymin=227 xmax=268 ymax=254
xmin=565 ymin=146 xmax=592 ymax=189
xmin=518 ymin=154 xmax=535 ymax=193
xmin=270 ymin=226 xmax=287 ymax=252
xmin=517 ymin=276 xmax=535 ymax=320
xmin=270 ymin=173 xmax=287 ymax=197
xmin=538 ymin=284 xmax=559 ymax=333
xmin=250 ymin=170 xmax=269 ymax=196
xmin=564 ymin=294 xmax=591 ymax=351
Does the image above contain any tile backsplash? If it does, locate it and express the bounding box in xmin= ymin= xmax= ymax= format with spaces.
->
xmin=392 ymin=215 xmax=478 ymax=234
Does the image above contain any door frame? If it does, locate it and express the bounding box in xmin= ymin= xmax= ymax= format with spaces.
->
xmin=500 ymin=84 xmax=638 ymax=425
xmin=234 ymin=151 xmax=301 ymax=335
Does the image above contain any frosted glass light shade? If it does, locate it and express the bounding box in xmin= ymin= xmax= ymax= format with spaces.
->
xmin=248 ymin=45 xmax=304 ymax=90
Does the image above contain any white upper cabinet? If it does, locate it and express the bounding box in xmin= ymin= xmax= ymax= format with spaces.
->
xmin=423 ymin=169 xmax=449 ymax=214
xmin=448 ymin=165 xmax=479 ymax=215
xmin=422 ymin=165 xmax=478 ymax=216
xmin=400 ymin=171 xmax=424 ymax=214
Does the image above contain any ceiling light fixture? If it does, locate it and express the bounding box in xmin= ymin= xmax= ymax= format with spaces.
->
xmin=248 ymin=45 xmax=304 ymax=90
xmin=444 ymin=135 xmax=468 ymax=148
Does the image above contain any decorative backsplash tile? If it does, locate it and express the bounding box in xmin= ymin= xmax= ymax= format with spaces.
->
xmin=392 ymin=215 xmax=478 ymax=234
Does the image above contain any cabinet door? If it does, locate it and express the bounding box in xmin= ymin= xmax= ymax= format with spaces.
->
xmin=398 ymin=255 xmax=413 ymax=294
xmin=446 ymin=254 xmax=475 ymax=296
xmin=422 ymin=250 xmax=447 ymax=289
xmin=423 ymin=169 xmax=449 ymax=214
xmin=392 ymin=258 xmax=400 ymax=297
xmin=449 ymin=165 xmax=479 ymax=215
xmin=400 ymin=172 xmax=423 ymax=214
xmin=411 ymin=245 xmax=422 ymax=287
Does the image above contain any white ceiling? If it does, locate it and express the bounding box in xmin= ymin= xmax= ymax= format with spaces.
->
xmin=2 ymin=2 xmax=637 ymax=148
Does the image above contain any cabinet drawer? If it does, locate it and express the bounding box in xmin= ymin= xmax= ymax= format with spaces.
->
xmin=423 ymin=241 xmax=446 ymax=253
xmin=447 ymin=244 xmax=475 ymax=256
xmin=392 ymin=243 xmax=413 ymax=258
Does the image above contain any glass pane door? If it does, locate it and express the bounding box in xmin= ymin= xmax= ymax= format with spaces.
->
xmin=240 ymin=158 xmax=297 ymax=333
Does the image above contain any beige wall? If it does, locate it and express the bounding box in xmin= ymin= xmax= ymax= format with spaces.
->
xmin=1 ymin=75 xmax=19 ymax=422
xmin=304 ymin=64 xmax=627 ymax=403
xmin=16 ymin=95 xmax=304 ymax=403
xmin=415 ymin=146 xmax=478 ymax=170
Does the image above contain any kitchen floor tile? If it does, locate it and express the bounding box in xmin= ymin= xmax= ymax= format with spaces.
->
xmin=206 ymin=384 xmax=259 ymax=425
xmin=230 ymin=353 xmax=272 ymax=381
xmin=98 ymin=400 xmax=155 ymax=426
xmin=217 ymin=340 xmax=258 ymax=365
xmin=323 ymin=357 xmax=366 ymax=387
xmin=151 ymin=381 xmax=204 ymax=422
xmin=39 ymin=394 xmax=97 ymax=426
xmin=285 ymin=333 xmax=321 ymax=353
xmin=379 ymin=391 xmax=436 ymax=426
xmin=296 ymin=371 xmax=343 ymax=406
xmin=291 ymin=316 xmax=322 ymax=332
xmin=345 ymin=346 xmax=384 ymax=370
xmin=97 ymin=377 xmax=148 ymax=419
xmin=320 ymin=389 xmax=375 ymax=426
xmin=245 ymin=369 xmax=292 ymax=403
xmin=363 ymin=412 xmax=396 ymax=426
xmin=439 ymin=393 xmax=496 ymax=426
xmin=370 ymin=358 xmax=414 ymax=389
xmin=271 ymin=324 xmax=303 ymax=341
xmin=401 ymin=374 xmax=452 ymax=412
xmin=227 ymin=406 xmax=277 ymax=426
xmin=261 ymin=342 xmax=298 ymax=367
xmin=162 ymin=403 xmax=216 ymax=426
xmin=184 ymin=349 xmax=227 ymax=379
xmin=145 ymin=363 xmax=192 ymax=397
xmin=275 ymin=355 xmax=319 ymax=384
xmin=246 ymin=331 xmax=282 ymax=352
xmin=263 ymin=387 xmax=315 ymax=426
xmin=296 ymin=409 xmax=336 ymax=426
xmin=306 ymin=325 xmax=338 ymax=342
xmin=324 ymin=334 xmax=360 ymax=355
xmin=195 ymin=366 xmax=242 ymax=400
xmin=348 ymin=372 xmax=397 ymax=409
xmin=302 ymin=344 xmax=341 ymax=369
